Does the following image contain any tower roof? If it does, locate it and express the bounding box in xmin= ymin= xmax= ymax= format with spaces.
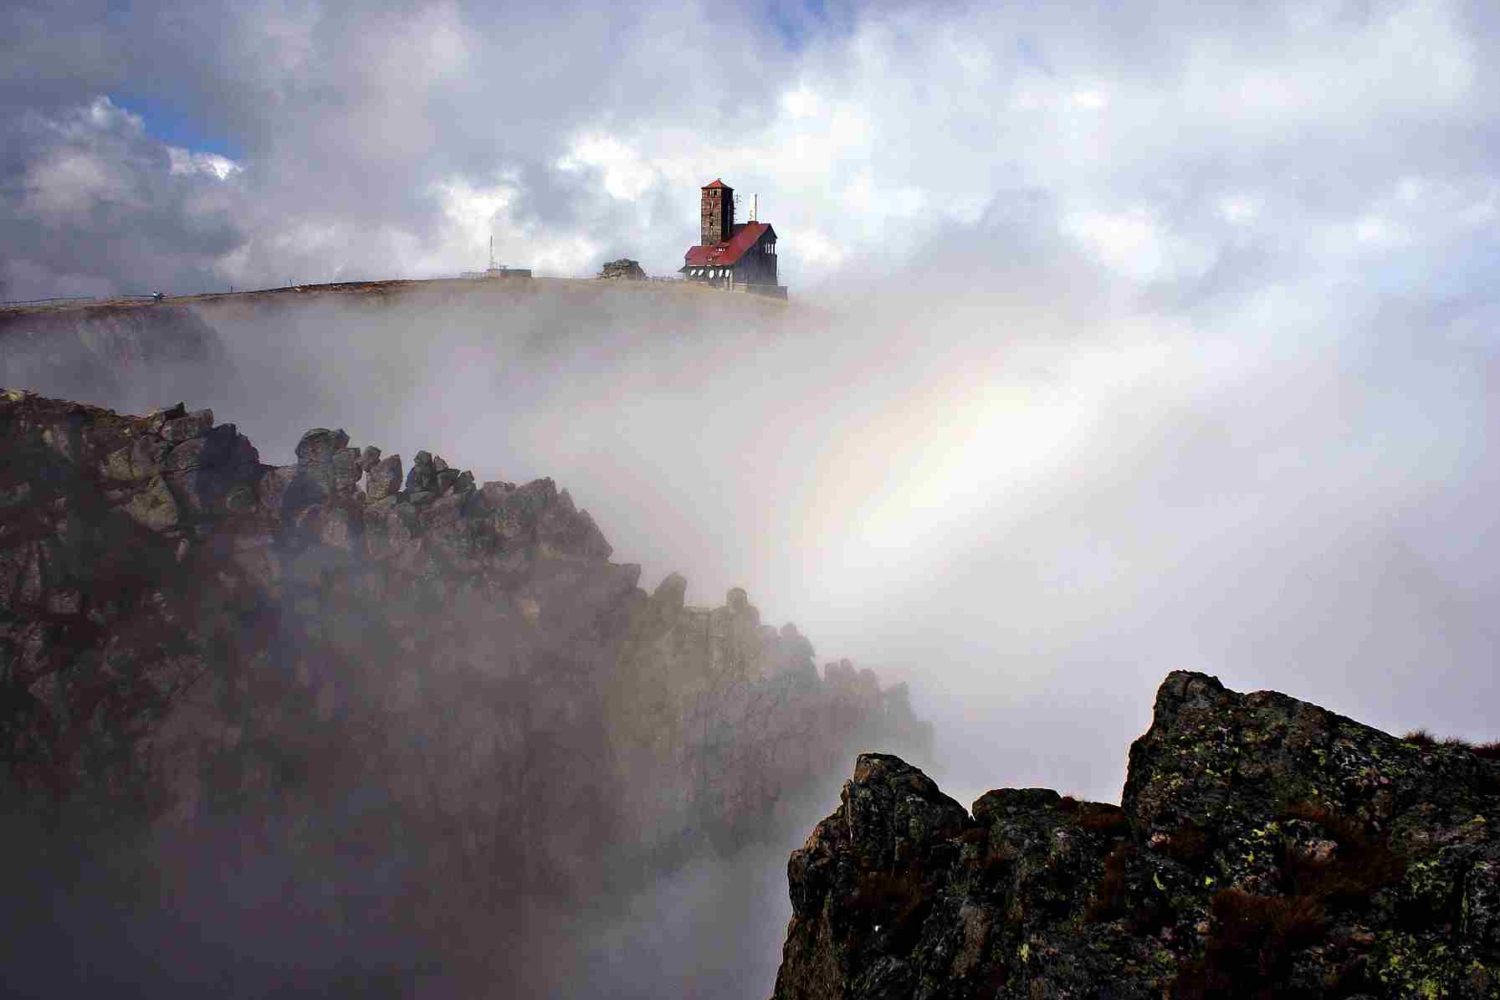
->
xmin=702 ymin=178 xmax=731 ymax=190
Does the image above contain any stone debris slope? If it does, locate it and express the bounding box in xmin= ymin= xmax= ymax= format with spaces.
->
xmin=772 ymin=671 xmax=1500 ymax=999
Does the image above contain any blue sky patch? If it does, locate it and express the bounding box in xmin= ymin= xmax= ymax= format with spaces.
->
xmin=760 ymin=0 xmax=844 ymax=51
xmin=113 ymin=93 xmax=244 ymax=161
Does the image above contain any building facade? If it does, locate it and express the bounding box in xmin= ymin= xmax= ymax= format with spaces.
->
xmin=680 ymin=180 xmax=785 ymax=297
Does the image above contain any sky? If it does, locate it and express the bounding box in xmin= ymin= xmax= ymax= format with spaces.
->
xmin=4 ymin=0 xmax=1500 ymax=813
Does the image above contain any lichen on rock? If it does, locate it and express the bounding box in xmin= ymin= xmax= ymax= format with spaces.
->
xmin=772 ymin=671 xmax=1500 ymax=999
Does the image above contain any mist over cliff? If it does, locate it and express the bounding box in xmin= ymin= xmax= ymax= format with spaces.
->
xmin=7 ymin=265 xmax=1500 ymax=789
xmin=0 ymin=379 xmax=928 ymax=996
xmin=9 ymin=267 xmax=1497 ymax=815
xmin=4 ymin=262 xmax=1500 ymax=994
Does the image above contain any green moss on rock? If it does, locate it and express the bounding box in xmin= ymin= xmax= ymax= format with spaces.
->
xmin=772 ymin=672 xmax=1500 ymax=999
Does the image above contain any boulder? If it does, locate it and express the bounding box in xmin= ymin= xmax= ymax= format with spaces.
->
xmin=406 ymin=450 xmax=437 ymax=493
xmin=771 ymin=672 xmax=1500 ymax=1000
xmin=366 ymin=454 xmax=402 ymax=500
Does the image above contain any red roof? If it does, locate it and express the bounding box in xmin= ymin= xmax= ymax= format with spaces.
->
xmin=682 ymin=222 xmax=775 ymax=268
xmin=702 ymin=178 xmax=730 ymax=189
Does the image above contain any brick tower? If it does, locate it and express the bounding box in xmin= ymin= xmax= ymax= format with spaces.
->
xmin=700 ymin=179 xmax=734 ymax=246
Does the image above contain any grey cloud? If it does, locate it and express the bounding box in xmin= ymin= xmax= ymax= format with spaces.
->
xmin=2 ymin=0 xmax=805 ymax=295
xmin=0 ymin=98 xmax=245 ymax=299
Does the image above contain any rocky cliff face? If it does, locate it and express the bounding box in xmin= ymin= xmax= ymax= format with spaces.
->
xmin=0 ymin=389 xmax=928 ymax=994
xmin=772 ymin=672 xmax=1499 ymax=999
xmin=0 ymin=303 xmax=231 ymax=409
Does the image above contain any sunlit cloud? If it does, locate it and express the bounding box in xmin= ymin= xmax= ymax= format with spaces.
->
xmin=167 ymin=147 xmax=242 ymax=180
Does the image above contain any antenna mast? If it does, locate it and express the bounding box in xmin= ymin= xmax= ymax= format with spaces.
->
xmin=489 ymin=235 xmax=495 ymax=270
xmin=753 ymin=194 xmax=758 ymax=222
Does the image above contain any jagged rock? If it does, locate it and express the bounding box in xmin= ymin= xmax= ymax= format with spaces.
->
xmin=121 ymin=475 xmax=180 ymax=530
xmin=281 ymin=428 xmax=355 ymax=509
xmin=0 ymin=391 xmax=928 ymax=992
xmin=101 ymin=434 xmax=169 ymax=481
xmin=256 ymin=464 xmax=297 ymax=511
xmin=146 ymin=401 xmax=187 ymax=432
xmin=332 ymin=446 xmax=362 ymax=494
xmin=655 ymin=572 xmax=687 ymax=611
xmin=294 ymin=427 xmax=349 ymax=465
xmin=606 ymin=570 xmax=931 ymax=857
xmin=366 ymin=453 xmax=402 ymax=500
xmin=727 ymin=586 xmax=750 ymax=613
xmin=772 ymin=672 xmax=1500 ymax=1000
xmin=406 ymin=449 xmax=437 ymax=493
xmin=779 ymin=622 xmax=816 ymax=668
xmin=160 ymin=408 xmax=214 ymax=442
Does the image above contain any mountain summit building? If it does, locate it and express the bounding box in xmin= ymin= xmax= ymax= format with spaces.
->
xmin=680 ymin=179 xmax=786 ymax=298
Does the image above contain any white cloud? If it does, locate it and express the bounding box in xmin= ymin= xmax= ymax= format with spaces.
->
xmin=24 ymin=149 xmax=127 ymax=218
xmin=1216 ymin=195 xmax=1259 ymax=225
xmin=434 ymin=175 xmax=601 ymax=275
xmin=167 ymin=147 xmax=242 ymax=180
xmin=1069 ymin=88 xmax=1109 ymax=110
xmin=557 ymin=135 xmax=658 ymax=201
xmin=1062 ymin=207 xmax=1216 ymax=282
xmin=1353 ymin=214 xmax=1408 ymax=249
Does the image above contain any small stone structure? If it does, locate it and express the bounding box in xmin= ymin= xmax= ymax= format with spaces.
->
xmin=599 ymin=258 xmax=647 ymax=280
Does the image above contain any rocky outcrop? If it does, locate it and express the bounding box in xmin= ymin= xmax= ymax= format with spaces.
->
xmin=614 ymin=575 xmax=928 ymax=853
xmin=0 ymin=303 xmax=231 ymax=406
xmin=0 ymin=390 xmax=928 ymax=992
xmin=772 ymin=672 xmax=1500 ymax=999
xmin=599 ymin=258 xmax=647 ymax=280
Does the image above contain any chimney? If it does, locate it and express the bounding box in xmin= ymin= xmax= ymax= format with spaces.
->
xmin=700 ymin=180 xmax=734 ymax=246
